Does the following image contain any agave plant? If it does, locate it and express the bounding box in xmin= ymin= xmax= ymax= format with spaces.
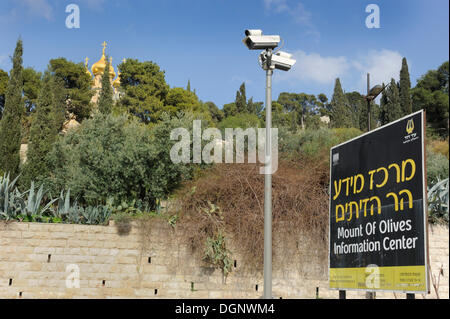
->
xmin=23 ymin=181 xmax=58 ymax=219
xmin=0 ymin=173 xmax=20 ymax=210
xmin=0 ymin=173 xmax=26 ymax=221
xmin=0 ymin=188 xmax=26 ymax=221
xmin=53 ymin=188 xmax=73 ymax=219
xmin=81 ymin=206 xmax=111 ymax=225
xmin=428 ymin=177 xmax=449 ymax=223
xmin=67 ymin=205 xmax=81 ymax=224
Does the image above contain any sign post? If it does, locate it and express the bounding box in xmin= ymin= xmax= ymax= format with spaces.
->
xmin=329 ymin=110 xmax=429 ymax=297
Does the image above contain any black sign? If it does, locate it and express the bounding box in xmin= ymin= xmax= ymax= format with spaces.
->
xmin=329 ymin=110 xmax=429 ymax=293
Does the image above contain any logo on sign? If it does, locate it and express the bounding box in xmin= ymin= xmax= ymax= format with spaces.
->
xmin=403 ymin=118 xmax=419 ymax=144
xmin=406 ymin=119 xmax=414 ymax=135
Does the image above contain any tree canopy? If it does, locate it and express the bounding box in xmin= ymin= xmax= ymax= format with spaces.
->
xmin=21 ymin=72 xmax=59 ymax=188
xmin=49 ymin=57 xmax=93 ymax=121
xmin=97 ymin=58 xmax=113 ymax=115
xmin=0 ymin=69 xmax=8 ymax=120
xmin=117 ymin=58 xmax=169 ymax=123
xmin=412 ymin=61 xmax=449 ymax=137
xmin=0 ymin=39 xmax=23 ymax=178
xmin=330 ymin=78 xmax=352 ymax=128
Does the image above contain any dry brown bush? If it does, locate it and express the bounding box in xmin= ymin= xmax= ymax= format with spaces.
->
xmin=176 ymin=158 xmax=330 ymax=273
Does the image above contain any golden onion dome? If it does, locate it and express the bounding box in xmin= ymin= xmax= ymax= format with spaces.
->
xmin=84 ymin=57 xmax=92 ymax=78
xmin=91 ymin=42 xmax=108 ymax=76
xmin=108 ymin=57 xmax=116 ymax=79
xmin=113 ymin=73 xmax=121 ymax=89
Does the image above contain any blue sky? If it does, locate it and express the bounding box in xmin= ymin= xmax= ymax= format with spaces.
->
xmin=0 ymin=0 xmax=448 ymax=108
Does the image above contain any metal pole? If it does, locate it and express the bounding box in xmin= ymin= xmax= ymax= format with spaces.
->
xmin=365 ymin=75 xmax=377 ymax=300
xmin=366 ymin=291 xmax=375 ymax=299
xmin=263 ymin=49 xmax=273 ymax=300
xmin=367 ymin=73 xmax=371 ymax=132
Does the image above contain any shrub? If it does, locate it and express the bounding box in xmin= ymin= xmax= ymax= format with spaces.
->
xmin=177 ymin=160 xmax=330 ymax=272
xmin=428 ymin=178 xmax=449 ymax=224
xmin=279 ymin=127 xmax=362 ymax=162
xmin=426 ymin=148 xmax=449 ymax=185
xmin=0 ymin=175 xmax=110 ymax=224
xmin=218 ymin=113 xmax=261 ymax=133
xmin=428 ymin=138 xmax=449 ymax=158
xmin=46 ymin=113 xmax=196 ymax=208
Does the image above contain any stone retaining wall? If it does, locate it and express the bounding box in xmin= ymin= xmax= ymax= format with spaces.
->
xmin=0 ymin=221 xmax=447 ymax=299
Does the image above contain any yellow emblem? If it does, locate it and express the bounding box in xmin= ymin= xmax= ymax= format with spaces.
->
xmin=406 ymin=119 xmax=414 ymax=135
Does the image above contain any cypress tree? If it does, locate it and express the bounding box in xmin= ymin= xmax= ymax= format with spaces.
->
xmin=0 ymin=39 xmax=24 ymax=178
xmin=380 ymin=79 xmax=403 ymax=125
xmin=0 ymin=69 xmax=10 ymax=120
xmin=187 ymin=79 xmax=191 ymax=92
xmin=97 ymin=58 xmax=113 ymax=115
xmin=330 ymin=78 xmax=352 ymax=128
xmin=51 ymin=76 xmax=67 ymax=132
xmin=399 ymin=57 xmax=412 ymax=115
xmin=22 ymin=72 xmax=58 ymax=187
xmin=235 ymin=82 xmax=247 ymax=113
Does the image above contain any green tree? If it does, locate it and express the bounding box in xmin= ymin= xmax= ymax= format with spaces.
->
xmin=412 ymin=61 xmax=449 ymax=136
xmin=22 ymin=67 xmax=42 ymax=115
xmin=246 ymin=97 xmax=264 ymax=118
xmin=97 ymin=58 xmax=114 ymax=115
xmin=0 ymin=69 xmax=8 ymax=120
xmin=297 ymin=93 xmax=319 ymax=129
xmin=205 ymin=101 xmax=224 ymax=123
xmin=399 ymin=57 xmax=413 ymax=116
xmin=51 ymin=75 xmax=67 ymax=132
xmin=218 ymin=113 xmax=260 ymax=133
xmin=187 ymin=79 xmax=191 ymax=92
xmin=166 ymin=87 xmax=203 ymax=113
xmin=345 ymin=91 xmax=364 ymax=129
xmin=330 ymin=78 xmax=352 ymax=128
xmin=223 ymin=102 xmax=237 ymax=118
xmin=379 ymin=79 xmax=403 ymax=125
xmin=164 ymin=87 xmax=213 ymax=124
xmin=118 ymin=58 xmax=169 ymax=123
xmin=20 ymin=68 xmax=43 ymax=144
xmin=49 ymin=58 xmax=93 ymax=121
xmin=21 ymin=72 xmax=59 ymax=187
xmin=271 ymin=101 xmax=291 ymax=128
xmin=235 ymin=82 xmax=247 ymax=113
xmin=277 ymin=92 xmax=301 ymax=130
xmin=0 ymin=39 xmax=23 ymax=178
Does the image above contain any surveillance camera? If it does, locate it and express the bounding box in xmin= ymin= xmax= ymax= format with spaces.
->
xmin=271 ymin=51 xmax=296 ymax=71
xmin=243 ymin=29 xmax=280 ymax=50
xmin=245 ymin=29 xmax=263 ymax=36
xmin=259 ymin=50 xmax=296 ymax=71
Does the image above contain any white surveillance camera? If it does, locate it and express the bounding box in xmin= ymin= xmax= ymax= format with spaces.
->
xmin=271 ymin=51 xmax=296 ymax=71
xmin=243 ymin=29 xmax=280 ymax=50
xmin=259 ymin=50 xmax=296 ymax=71
xmin=245 ymin=29 xmax=263 ymax=36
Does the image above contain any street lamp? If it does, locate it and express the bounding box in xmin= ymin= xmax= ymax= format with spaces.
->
xmin=364 ymin=73 xmax=386 ymax=131
xmin=243 ymin=29 xmax=296 ymax=299
xmin=364 ymin=74 xmax=385 ymax=301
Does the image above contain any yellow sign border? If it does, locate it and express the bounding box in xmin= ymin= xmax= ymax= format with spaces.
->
xmin=329 ymin=265 xmax=427 ymax=292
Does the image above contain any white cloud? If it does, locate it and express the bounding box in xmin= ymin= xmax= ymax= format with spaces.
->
xmin=263 ymin=0 xmax=320 ymax=41
xmin=264 ymin=0 xmax=289 ymax=12
xmin=15 ymin=0 xmax=53 ymax=20
xmin=352 ymin=49 xmax=404 ymax=90
xmin=286 ymin=50 xmax=350 ymax=84
xmin=277 ymin=49 xmax=403 ymax=96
